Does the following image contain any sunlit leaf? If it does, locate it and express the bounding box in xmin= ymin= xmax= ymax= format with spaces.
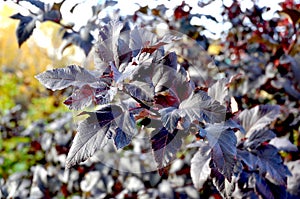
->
xmin=35 ymin=65 xmax=97 ymax=91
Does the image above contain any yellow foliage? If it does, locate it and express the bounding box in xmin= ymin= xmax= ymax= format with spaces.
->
xmin=208 ymin=43 xmax=222 ymax=55
xmin=0 ymin=3 xmax=81 ymax=118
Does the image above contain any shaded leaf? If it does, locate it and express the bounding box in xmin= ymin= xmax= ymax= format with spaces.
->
xmin=150 ymin=124 xmax=187 ymax=175
xmin=206 ymin=123 xmax=237 ymax=181
xmin=35 ymin=65 xmax=97 ymax=91
xmin=190 ymin=142 xmax=211 ymax=189
xmin=66 ymin=105 xmax=137 ymax=168
xmin=238 ymin=145 xmax=290 ymax=185
xmin=11 ymin=14 xmax=36 ymax=47
xmin=252 ymin=172 xmax=275 ymax=199
xmin=43 ymin=10 xmax=61 ymax=22
xmin=238 ymin=105 xmax=281 ymax=136
xmin=244 ymin=129 xmax=276 ymax=149
xmin=211 ymin=167 xmax=235 ymax=198
xmin=61 ymin=31 xmax=93 ymax=56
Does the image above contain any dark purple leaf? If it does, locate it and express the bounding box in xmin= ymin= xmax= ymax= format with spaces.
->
xmin=61 ymin=31 xmax=93 ymax=56
xmin=114 ymin=127 xmax=132 ymax=149
xmin=129 ymin=26 xmax=157 ymax=56
xmin=211 ymin=168 xmax=235 ymax=198
xmin=206 ymin=123 xmax=237 ymax=181
xmin=10 ymin=14 xmax=36 ymax=47
xmin=152 ymin=61 xmax=178 ymax=93
xmin=35 ymin=65 xmax=97 ymax=91
xmin=244 ymin=129 xmax=276 ymax=149
xmin=66 ymin=105 xmax=137 ymax=168
xmin=238 ymin=105 xmax=281 ymax=136
xmin=269 ymin=136 xmax=298 ymax=152
xmin=252 ymin=172 xmax=275 ymax=199
xmin=63 ymin=82 xmax=112 ymax=110
xmin=238 ymin=145 xmax=290 ymax=185
xmin=151 ymin=124 xmax=187 ymax=175
xmin=43 ymin=10 xmax=61 ymax=22
xmin=190 ymin=142 xmax=211 ymax=189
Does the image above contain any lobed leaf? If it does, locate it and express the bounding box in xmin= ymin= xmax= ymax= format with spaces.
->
xmin=150 ymin=123 xmax=187 ymax=175
xmin=35 ymin=65 xmax=97 ymax=91
xmin=206 ymin=123 xmax=237 ymax=181
xmin=243 ymin=129 xmax=276 ymax=150
xmin=11 ymin=14 xmax=37 ymax=47
xmin=207 ymin=78 xmax=229 ymax=105
xmin=238 ymin=105 xmax=281 ymax=137
xmin=66 ymin=105 xmax=137 ymax=168
xmin=237 ymin=145 xmax=290 ymax=185
xmin=178 ymin=91 xmax=226 ymax=125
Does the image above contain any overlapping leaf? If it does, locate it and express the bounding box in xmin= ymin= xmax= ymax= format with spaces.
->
xmin=243 ymin=129 xmax=276 ymax=149
xmin=208 ymin=78 xmax=229 ymax=105
xmin=205 ymin=123 xmax=237 ymax=181
xmin=238 ymin=105 xmax=281 ymax=136
xmin=95 ymin=20 xmax=123 ymax=68
xmin=123 ymin=81 xmax=154 ymax=103
xmin=66 ymin=105 xmax=137 ymax=168
xmin=159 ymin=91 xmax=226 ymax=133
xmin=35 ymin=65 xmax=97 ymax=91
xmin=178 ymin=91 xmax=226 ymax=125
xmin=237 ymin=145 xmax=290 ymax=185
xmin=63 ymin=83 xmax=112 ymax=110
xmin=150 ymin=122 xmax=187 ymax=175
xmin=211 ymin=168 xmax=235 ymax=198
